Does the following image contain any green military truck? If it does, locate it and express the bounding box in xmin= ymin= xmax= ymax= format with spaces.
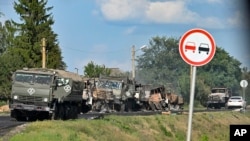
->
xmin=9 ymin=68 xmax=84 ymax=120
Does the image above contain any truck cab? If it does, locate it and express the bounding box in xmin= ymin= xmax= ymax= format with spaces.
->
xmin=9 ymin=68 xmax=84 ymax=120
xmin=206 ymin=87 xmax=231 ymax=109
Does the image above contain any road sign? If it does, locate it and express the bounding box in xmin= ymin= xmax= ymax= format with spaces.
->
xmin=240 ymin=80 xmax=248 ymax=88
xmin=179 ymin=28 xmax=216 ymax=66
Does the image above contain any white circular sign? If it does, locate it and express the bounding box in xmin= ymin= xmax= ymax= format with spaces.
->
xmin=240 ymin=80 xmax=248 ymax=88
xmin=179 ymin=28 xmax=216 ymax=66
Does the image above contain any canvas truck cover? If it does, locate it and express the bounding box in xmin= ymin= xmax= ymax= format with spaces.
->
xmin=18 ymin=68 xmax=82 ymax=81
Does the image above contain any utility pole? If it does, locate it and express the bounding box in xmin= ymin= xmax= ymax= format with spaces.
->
xmin=41 ymin=38 xmax=46 ymax=68
xmin=75 ymin=68 xmax=79 ymax=74
xmin=131 ymin=45 xmax=135 ymax=80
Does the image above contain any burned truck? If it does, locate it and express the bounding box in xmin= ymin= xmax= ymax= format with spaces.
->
xmin=139 ymin=85 xmax=184 ymax=111
xmin=9 ymin=68 xmax=84 ymax=120
xmin=82 ymin=76 xmax=131 ymax=112
xmin=206 ymin=87 xmax=232 ymax=109
xmin=82 ymin=77 xmax=184 ymax=113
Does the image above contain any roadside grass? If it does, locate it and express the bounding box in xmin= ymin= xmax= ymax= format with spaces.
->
xmin=3 ymin=111 xmax=250 ymax=141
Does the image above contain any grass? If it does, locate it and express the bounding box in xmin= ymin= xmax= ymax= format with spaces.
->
xmin=1 ymin=110 xmax=250 ymax=141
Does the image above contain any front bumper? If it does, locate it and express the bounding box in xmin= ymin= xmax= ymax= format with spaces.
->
xmin=227 ymin=102 xmax=244 ymax=107
xmin=10 ymin=103 xmax=51 ymax=112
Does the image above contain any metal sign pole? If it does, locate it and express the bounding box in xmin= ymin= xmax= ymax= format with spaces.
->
xmin=187 ymin=66 xmax=197 ymax=141
xmin=240 ymin=80 xmax=248 ymax=112
xmin=243 ymin=87 xmax=246 ymax=113
xmin=243 ymin=87 xmax=245 ymax=100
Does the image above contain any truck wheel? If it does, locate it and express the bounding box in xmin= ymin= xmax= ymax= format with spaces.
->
xmin=12 ymin=110 xmax=26 ymax=121
xmin=68 ymin=104 xmax=78 ymax=119
xmin=57 ymin=104 xmax=65 ymax=120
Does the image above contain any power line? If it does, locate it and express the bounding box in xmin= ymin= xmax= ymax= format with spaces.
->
xmin=61 ymin=47 xmax=129 ymax=54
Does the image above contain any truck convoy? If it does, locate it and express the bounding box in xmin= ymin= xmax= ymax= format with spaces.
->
xmin=82 ymin=76 xmax=184 ymax=113
xmin=9 ymin=68 xmax=84 ymax=121
xmin=206 ymin=87 xmax=232 ymax=109
xmin=9 ymin=68 xmax=184 ymax=121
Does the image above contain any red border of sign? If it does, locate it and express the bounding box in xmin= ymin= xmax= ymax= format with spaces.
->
xmin=179 ymin=28 xmax=216 ymax=66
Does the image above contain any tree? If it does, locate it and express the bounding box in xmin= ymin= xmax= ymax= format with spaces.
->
xmin=10 ymin=0 xmax=66 ymax=69
xmin=84 ymin=61 xmax=111 ymax=78
xmin=137 ymin=36 xmax=188 ymax=94
xmin=0 ymin=13 xmax=8 ymax=54
xmin=0 ymin=16 xmax=17 ymax=100
xmin=0 ymin=0 xmax=66 ymax=100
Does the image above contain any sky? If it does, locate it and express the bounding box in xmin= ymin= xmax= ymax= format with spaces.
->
xmin=0 ymin=0 xmax=249 ymax=75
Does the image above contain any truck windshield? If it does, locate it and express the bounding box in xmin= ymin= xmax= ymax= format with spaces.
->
xmin=212 ymin=89 xmax=226 ymax=93
xmin=97 ymin=80 xmax=122 ymax=89
xmin=15 ymin=73 xmax=52 ymax=85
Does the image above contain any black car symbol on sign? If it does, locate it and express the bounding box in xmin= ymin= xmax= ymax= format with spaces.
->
xmin=198 ymin=43 xmax=210 ymax=54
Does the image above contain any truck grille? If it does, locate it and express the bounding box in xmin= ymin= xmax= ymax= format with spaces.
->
xmin=209 ymin=95 xmax=220 ymax=101
xmin=18 ymin=95 xmax=44 ymax=102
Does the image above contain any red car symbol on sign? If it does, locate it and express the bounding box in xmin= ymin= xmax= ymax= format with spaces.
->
xmin=198 ymin=43 xmax=210 ymax=54
xmin=185 ymin=42 xmax=196 ymax=53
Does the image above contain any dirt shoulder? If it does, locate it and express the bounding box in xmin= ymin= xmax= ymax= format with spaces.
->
xmin=0 ymin=105 xmax=10 ymax=112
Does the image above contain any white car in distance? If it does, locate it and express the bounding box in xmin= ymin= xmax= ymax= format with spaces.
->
xmin=227 ymin=96 xmax=246 ymax=109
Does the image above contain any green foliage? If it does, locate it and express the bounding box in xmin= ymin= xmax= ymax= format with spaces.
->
xmin=200 ymin=134 xmax=209 ymax=141
xmin=10 ymin=0 xmax=66 ymax=69
xmin=137 ymin=36 xmax=243 ymax=104
xmin=84 ymin=61 xmax=111 ymax=78
xmin=0 ymin=101 xmax=7 ymax=106
xmin=0 ymin=0 xmax=66 ymax=99
xmin=0 ymin=22 xmax=7 ymax=54
xmin=155 ymin=116 xmax=173 ymax=137
xmin=137 ymin=36 xmax=187 ymax=85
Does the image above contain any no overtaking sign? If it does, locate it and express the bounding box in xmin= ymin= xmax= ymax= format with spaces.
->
xmin=179 ymin=28 xmax=216 ymax=66
xmin=180 ymin=28 xmax=216 ymax=141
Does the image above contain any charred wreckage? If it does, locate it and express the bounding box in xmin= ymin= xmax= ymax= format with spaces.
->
xmin=81 ymin=75 xmax=184 ymax=113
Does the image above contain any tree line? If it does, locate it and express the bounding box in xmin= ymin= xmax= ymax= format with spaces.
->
xmin=136 ymin=36 xmax=250 ymax=105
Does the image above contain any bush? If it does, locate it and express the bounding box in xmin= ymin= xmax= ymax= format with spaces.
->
xmin=0 ymin=101 xmax=7 ymax=107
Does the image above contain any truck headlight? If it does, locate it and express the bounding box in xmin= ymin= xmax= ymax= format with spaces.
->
xmin=43 ymin=98 xmax=48 ymax=102
xmin=13 ymin=95 xmax=18 ymax=99
xmin=126 ymin=91 xmax=131 ymax=97
xmin=134 ymin=92 xmax=140 ymax=99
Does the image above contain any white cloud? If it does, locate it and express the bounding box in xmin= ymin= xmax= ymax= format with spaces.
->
xmin=145 ymin=1 xmax=198 ymax=24
xmin=95 ymin=0 xmax=249 ymax=30
xmin=96 ymin=0 xmax=198 ymax=24
xmin=96 ymin=0 xmax=148 ymax=21
xmin=95 ymin=0 xmax=227 ymax=28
